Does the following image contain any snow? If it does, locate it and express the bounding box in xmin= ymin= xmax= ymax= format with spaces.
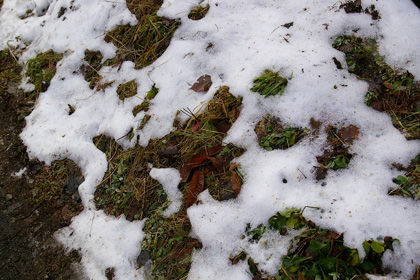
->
xmin=1 ymin=0 xmax=420 ymax=279
xmin=149 ymin=167 xmax=182 ymax=217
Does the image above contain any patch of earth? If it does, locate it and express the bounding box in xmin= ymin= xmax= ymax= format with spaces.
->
xmin=0 ymin=51 xmax=84 ymax=279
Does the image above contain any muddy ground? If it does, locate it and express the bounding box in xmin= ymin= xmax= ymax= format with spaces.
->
xmin=0 ymin=86 xmax=83 ymax=279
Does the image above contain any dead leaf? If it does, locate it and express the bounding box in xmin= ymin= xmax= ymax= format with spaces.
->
xmin=231 ymin=171 xmax=242 ymax=196
xmin=209 ymin=156 xmax=231 ymax=173
xmin=191 ymin=120 xmax=200 ymax=131
xmin=68 ymin=104 xmax=75 ymax=115
xmin=157 ymin=146 xmax=178 ymax=158
xmin=384 ymin=236 xmax=394 ymax=251
xmin=190 ymin=74 xmax=212 ymax=93
xmin=186 ymin=170 xmax=204 ymax=208
xmin=282 ymin=22 xmax=294 ymax=29
xmin=180 ymin=145 xmax=225 ymax=182
xmin=338 ymin=125 xmax=359 ymax=144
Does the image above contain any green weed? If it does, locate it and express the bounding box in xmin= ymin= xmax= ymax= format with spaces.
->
xmin=255 ymin=115 xmax=308 ymax=151
xmin=132 ymin=85 xmax=159 ymax=116
xmin=242 ymin=208 xmax=395 ymax=279
xmin=251 ymin=70 xmax=289 ymax=97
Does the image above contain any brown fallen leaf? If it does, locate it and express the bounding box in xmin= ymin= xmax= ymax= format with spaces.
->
xmin=180 ymin=145 xmax=225 ymax=182
xmin=384 ymin=236 xmax=394 ymax=251
xmin=157 ymin=146 xmax=178 ymax=158
xmin=209 ymin=156 xmax=231 ymax=173
xmin=190 ymin=74 xmax=212 ymax=92
xmin=231 ymin=171 xmax=242 ymax=196
xmin=186 ymin=170 xmax=205 ymax=208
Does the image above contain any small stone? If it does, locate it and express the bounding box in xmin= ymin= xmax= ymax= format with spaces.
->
xmin=5 ymin=194 xmax=13 ymax=201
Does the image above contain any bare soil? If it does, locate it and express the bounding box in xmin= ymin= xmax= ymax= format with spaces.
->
xmin=0 ymin=83 xmax=83 ymax=279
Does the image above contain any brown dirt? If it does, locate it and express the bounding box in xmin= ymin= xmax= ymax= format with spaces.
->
xmin=0 ymin=63 xmax=83 ymax=280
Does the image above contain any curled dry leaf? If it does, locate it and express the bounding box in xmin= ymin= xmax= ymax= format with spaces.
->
xmin=186 ymin=170 xmax=205 ymax=208
xmin=190 ymin=74 xmax=212 ymax=93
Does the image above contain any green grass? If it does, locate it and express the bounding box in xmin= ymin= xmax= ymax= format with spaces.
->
xmin=25 ymin=50 xmax=63 ymax=99
xmin=188 ymin=3 xmax=210 ymax=20
xmin=104 ymin=0 xmax=179 ymax=69
xmin=252 ymin=70 xmax=290 ymax=97
xmin=333 ymin=35 xmax=420 ymax=199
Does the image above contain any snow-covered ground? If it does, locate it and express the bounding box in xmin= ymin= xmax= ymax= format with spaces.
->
xmin=1 ymin=0 xmax=420 ymax=279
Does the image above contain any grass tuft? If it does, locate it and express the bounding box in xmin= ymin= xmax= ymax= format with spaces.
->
xmin=188 ymin=3 xmax=210 ymax=20
xmin=105 ymin=0 xmax=179 ymax=69
xmin=251 ymin=70 xmax=289 ymax=97
xmin=117 ymin=80 xmax=138 ymax=100
xmin=25 ymin=50 xmax=63 ymax=99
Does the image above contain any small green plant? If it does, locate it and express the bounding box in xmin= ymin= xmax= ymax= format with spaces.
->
xmin=255 ymin=116 xmax=308 ymax=151
xmin=188 ymin=3 xmax=210 ymax=20
xmin=243 ymin=208 xmax=394 ymax=279
xmin=326 ymin=154 xmax=351 ymax=170
xmin=260 ymin=126 xmax=308 ymax=151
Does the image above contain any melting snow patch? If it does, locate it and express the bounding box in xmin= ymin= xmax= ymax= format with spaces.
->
xmin=1 ymin=0 xmax=420 ymax=279
xmin=149 ymin=167 xmax=182 ymax=217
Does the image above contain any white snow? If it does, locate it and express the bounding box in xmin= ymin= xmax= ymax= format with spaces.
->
xmin=11 ymin=167 xmax=27 ymax=178
xmin=149 ymin=167 xmax=182 ymax=217
xmin=1 ymin=0 xmax=420 ymax=279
